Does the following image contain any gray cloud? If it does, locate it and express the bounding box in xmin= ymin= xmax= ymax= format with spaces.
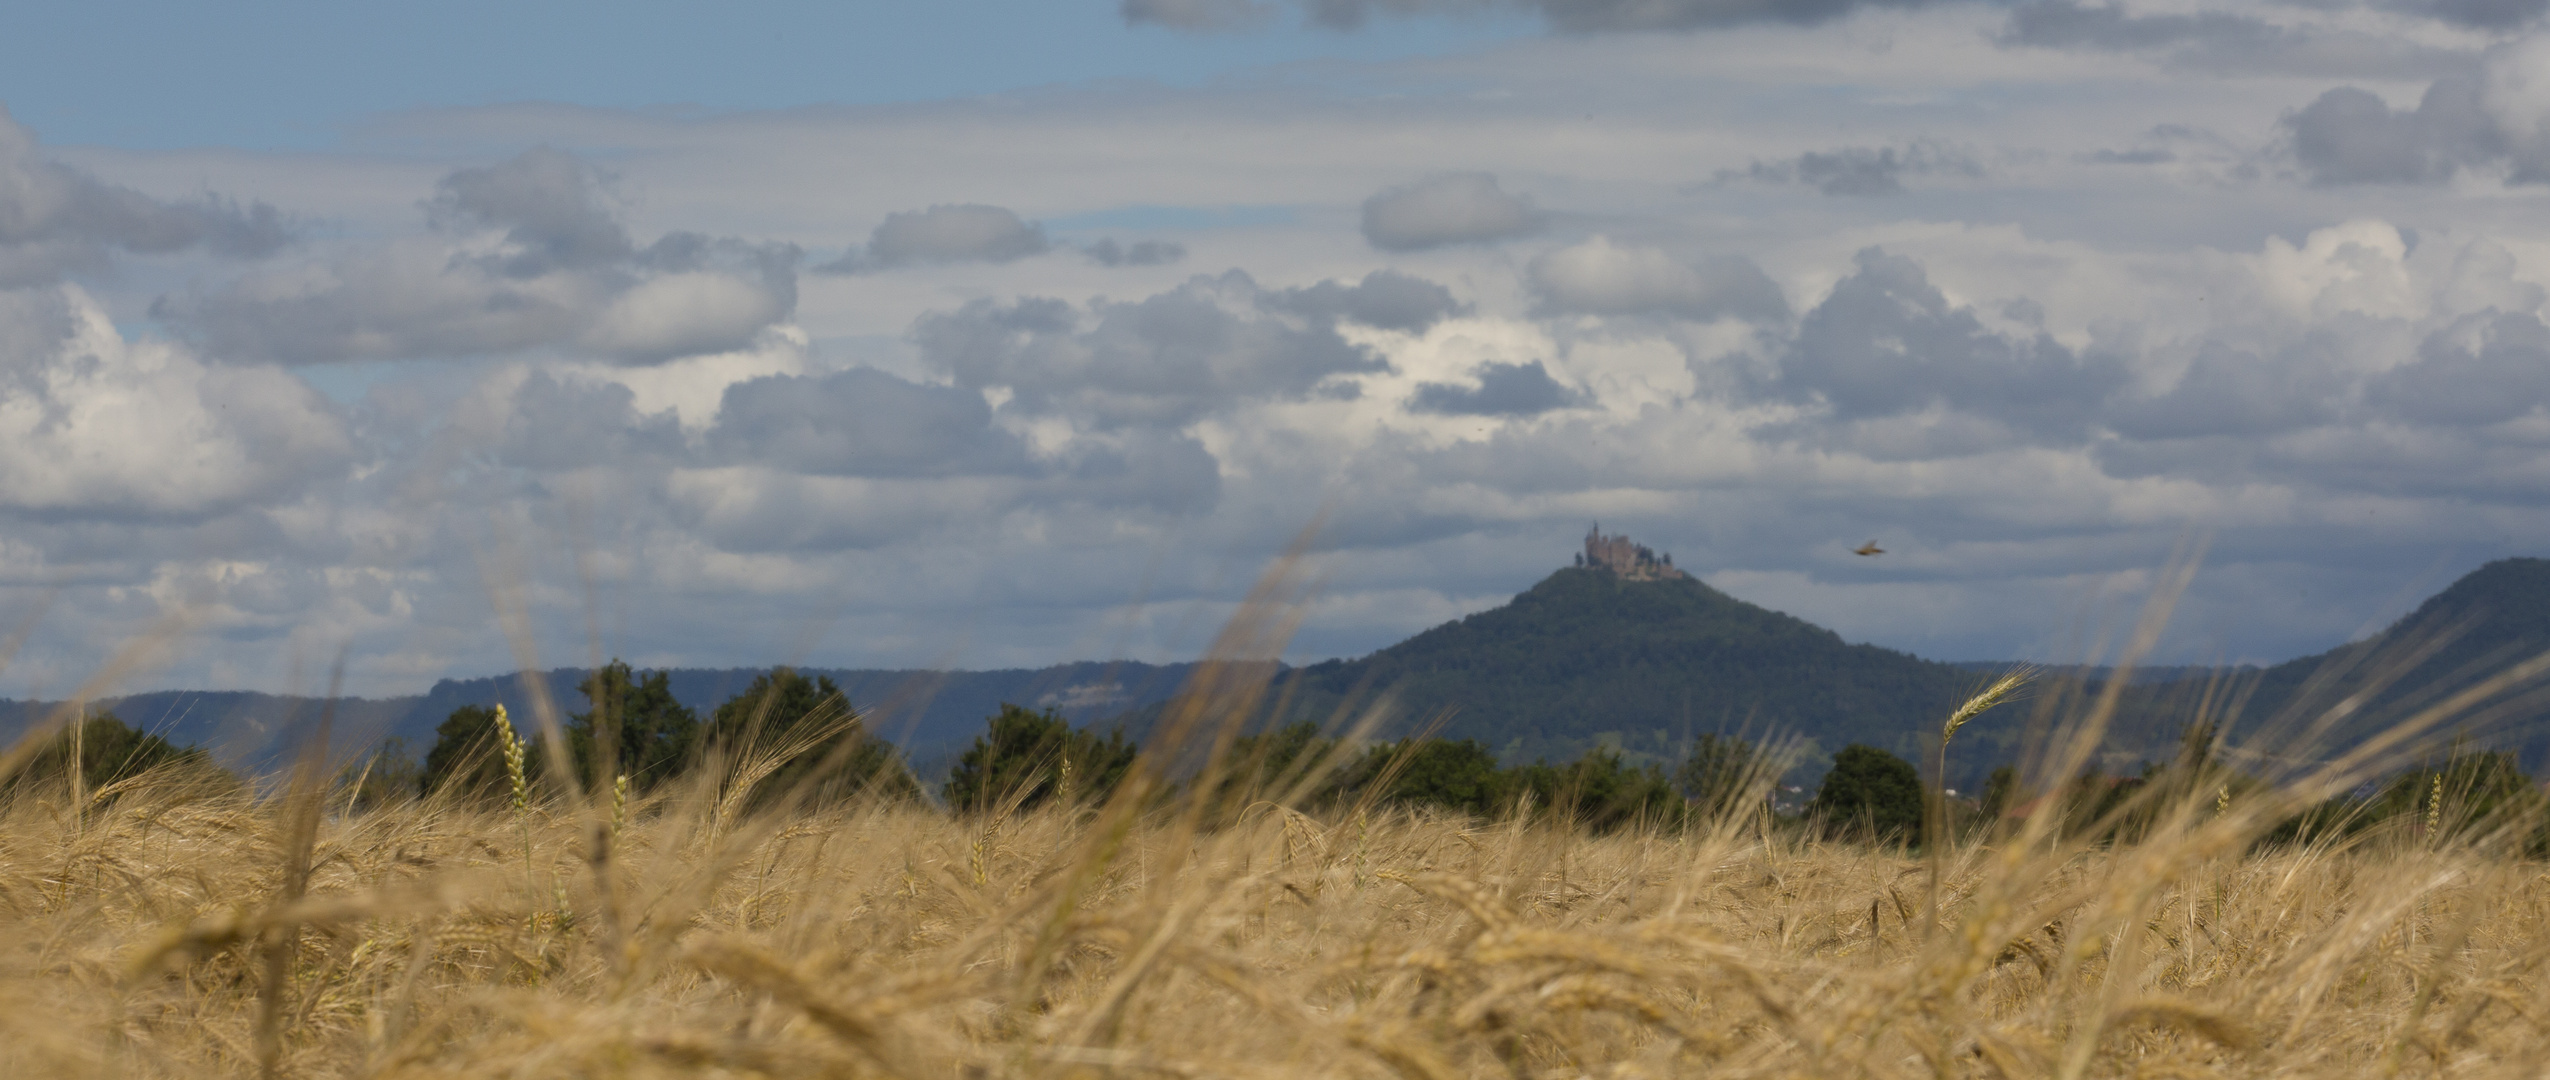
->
xmin=156 ymin=148 xmax=798 ymax=365
xmin=2368 ymin=312 xmax=2550 ymax=425
xmin=1052 ymin=429 xmax=1225 ymax=513
xmin=491 ymin=373 xmax=685 ymax=471
xmin=1268 ymin=269 xmax=1467 ymax=333
xmin=2281 ymin=76 xmax=2550 ymax=186
xmin=1727 ymin=142 xmax=1982 ymax=196
xmin=822 ymin=204 xmax=1183 ymax=272
xmin=2002 ymin=2 xmax=2282 ymax=53
xmin=2387 ymin=0 xmax=2548 ymax=31
xmin=1360 ymin=173 xmax=1543 ymax=252
xmin=2105 ymin=341 xmax=2349 ymax=440
xmin=0 ymin=108 xmax=288 ymax=288
xmin=427 ymin=147 xmax=633 ymax=275
xmin=1080 ymin=238 xmax=1188 ymax=267
xmin=1529 ymin=237 xmax=1788 ymax=322
xmin=824 ymin=204 xmax=1051 ymax=272
xmin=1409 ymin=360 xmax=1592 ymax=416
xmin=915 ymin=270 xmax=1396 ymax=429
xmin=1768 ymin=248 xmax=2130 ymax=436
xmin=1998 ymin=2 xmax=2470 ymax=79
xmin=707 ymin=367 xmax=1034 ymax=478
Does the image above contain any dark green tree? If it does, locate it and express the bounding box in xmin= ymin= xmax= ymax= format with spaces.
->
xmin=708 ymin=668 xmax=920 ymax=807
xmin=1516 ymin=748 xmax=1684 ymax=833
xmin=2369 ymin=749 xmax=2534 ymax=843
xmin=1344 ymin=738 xmax=1511 ymax=819
xmin=1206 ymin=722 xmax=1344 ymax=813
xmin=1675 ymin=733 xmax=1763 ymax=822
xmin=3 ymin=712 xmax=224 ymax=802
xmin=2057 ymin=769 xmax=2148 ymax=840
xmin=941 ymin=704 xmax=1136 ymax=812
xmin=1809 ymin=744 xmax=1925 ymax=843
xmin=336 ymin=737 xmax=423 ymax=813
xmin=420 ymin=704 xmax=519 ymax=801
xmin=2257 ymin=750 xmax=2537 ymax=852
xmin=1977 ymin=764 xmax=2019 ymax=822
xmin=570 ymin=661 xmax=700 ymax=794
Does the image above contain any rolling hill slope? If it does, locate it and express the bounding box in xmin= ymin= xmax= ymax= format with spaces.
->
xmin=1245 ymin=564 xmax=2005 ymax=775
xmin=2222 ymin=557 xmax=2550 ymax=761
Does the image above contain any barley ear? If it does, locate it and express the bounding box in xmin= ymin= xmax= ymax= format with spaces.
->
xmin=1942 ymin=669 xmax=2031 ymax=751
xmin=499 ymin=705 xmax=529 ymax=813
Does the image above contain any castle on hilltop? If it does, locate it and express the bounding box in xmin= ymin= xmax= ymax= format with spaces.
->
xmin=1576 ymin=524 xmax=1688 ymax=581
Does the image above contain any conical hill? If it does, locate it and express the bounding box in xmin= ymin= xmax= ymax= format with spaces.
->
xmin=1276 ymin=565 xmax=1984 ymax=769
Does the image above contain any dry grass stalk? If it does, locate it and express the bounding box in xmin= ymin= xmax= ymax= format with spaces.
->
xmin=0 ymin=752 xmax=2543 ymax=1080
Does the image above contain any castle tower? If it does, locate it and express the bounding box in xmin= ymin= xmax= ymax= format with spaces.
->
xmin=1582 ymin=525 xmax=1687 ymax=581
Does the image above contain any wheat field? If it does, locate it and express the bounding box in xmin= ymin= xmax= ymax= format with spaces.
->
xmin=6 ymin=734 xmax=2550 ymax=1080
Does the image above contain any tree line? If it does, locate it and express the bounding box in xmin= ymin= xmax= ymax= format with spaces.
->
xmin=13 ymin=664 xmax=2550 ymax=855
xmin=418 ymin=662 xmax=920 ymax=808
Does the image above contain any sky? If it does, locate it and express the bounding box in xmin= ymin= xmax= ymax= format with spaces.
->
xmin=3 ymin=0 xmax=2549 ymax=699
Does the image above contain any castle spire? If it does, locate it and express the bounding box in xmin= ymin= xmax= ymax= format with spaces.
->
xmin=1580 ymin=526 xmax=1687 ymax=582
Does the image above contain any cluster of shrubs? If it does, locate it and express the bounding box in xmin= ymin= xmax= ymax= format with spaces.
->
xmin=952 ymin=718 xmax=1820 ymax=834
xmin=418 ymin=662 xmax=919 ymax=809
xmin=0 ymin=712 xmax=231 ymax=803
xmin=1973 ymin=740 xmax=2550 ymax=854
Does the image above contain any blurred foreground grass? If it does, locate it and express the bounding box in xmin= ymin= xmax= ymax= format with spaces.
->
xmin=7 ymin=755 xmax=2550 ymax=1080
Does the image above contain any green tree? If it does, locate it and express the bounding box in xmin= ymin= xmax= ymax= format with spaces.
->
xmin=1977 ymin=764 xmax=2019 ymax=822
xmin=336 ymin=737 xmax=423 ymax=813
xmin=3 ymin=712 xmax=225 ymax=802
xmin=1809 ymin=744 xmax=1924 ymax=843
xmin=941 ymin=704 xmax=1136 ymax=812
xmin=1675 ymin=733 xmax=1763 ymax=822
xmin=571 ymin=661 xmax=700 ymax=793
xmin=2057 ymin=769 xmax=2148 ymax=840
xmin=1516 ymin=748 xmax=1684 ymax=833
xmin=708 ymin=668 xmax=920 ymax=807
xmin=1345 ymin=738 xmax=1511 ymax=819
xmin=421 ymin=704 xmax=519 ymax=801
xmin=1206 ymin=722 xmax=1344 ymax=813
xmin=2369 ymin=749 xmax=2534 ymax=843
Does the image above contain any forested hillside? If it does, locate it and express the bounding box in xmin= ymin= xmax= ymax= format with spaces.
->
xmin=1249 ymin=566 xmax=2005 ymax=777
xmin=2220 ymin=558 xmax=2550 ymax=763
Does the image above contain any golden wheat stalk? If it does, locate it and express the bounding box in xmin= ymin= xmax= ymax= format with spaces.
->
xmin=1943 ymin=668 xmax=2032 ymax=752
xmin=499 ymin=704 xmax=529 ymax=813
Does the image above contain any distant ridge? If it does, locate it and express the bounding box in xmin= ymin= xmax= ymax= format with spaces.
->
xmin=2224 ymin=557 xmax=2550 ymax=758
xmin=1949 ymin=662 xmax=2253 ymax=686
xmin=15 ymin=552 xmax=2550 ymax=784
xmin=0 ymin=661 xmax=1201 ymax=774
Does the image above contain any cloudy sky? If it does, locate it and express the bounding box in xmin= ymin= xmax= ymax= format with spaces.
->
xmin=3 ymin=0 xmax=2548 ymax=698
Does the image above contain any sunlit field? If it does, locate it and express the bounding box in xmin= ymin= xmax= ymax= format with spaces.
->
xmin=9 ymin=706 xmax=2550 ymax=1080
